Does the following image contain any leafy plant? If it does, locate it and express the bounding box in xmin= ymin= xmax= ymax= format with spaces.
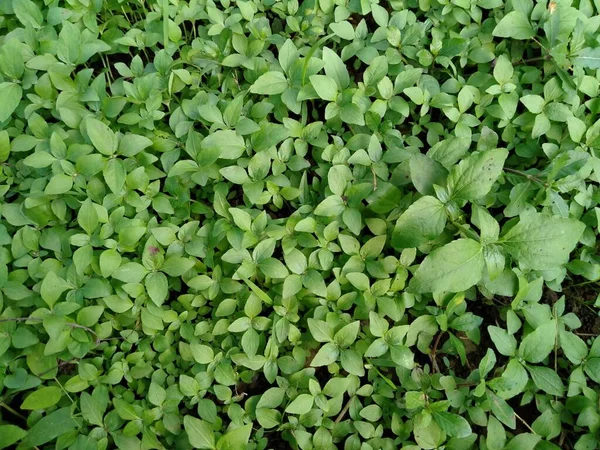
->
xmin=1 ymin=0 xmax=600 ymax=449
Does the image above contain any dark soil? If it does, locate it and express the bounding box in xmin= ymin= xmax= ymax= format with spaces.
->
xmin=563 ymin=283 xmax=600 ymax=336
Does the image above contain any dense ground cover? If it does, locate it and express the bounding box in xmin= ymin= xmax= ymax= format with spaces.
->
xmin=1 ymin=0 xmax=600 ymax=448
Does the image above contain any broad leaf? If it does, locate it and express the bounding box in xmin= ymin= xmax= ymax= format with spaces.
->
xmin=408 ymin=239 xmax=485 ymax=293
xmin=184 ymin=416 xmax=215 ymax=449
xmin=392 ymin=196 xmax=447 ymax=249
xmin=499 ymin=212 xmax=584 ymax=270
xmin=447 ymin=148 xmax=508 ymax=201
xmin=492 ymin=11 xmax=534 ymax=39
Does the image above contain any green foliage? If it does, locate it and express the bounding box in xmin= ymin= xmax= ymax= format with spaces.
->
xmin=1 ymin=0 xmax=600 ymax=449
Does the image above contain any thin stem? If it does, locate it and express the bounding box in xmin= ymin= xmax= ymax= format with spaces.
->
xmin=334 ymin=397 xmax=352 ymax=425
xmin=371 ymin=166 xmax=378 ymax=191
xmin=162 ymin=0 xmax=169 ymax=49
xmin=0 ymin=402 xmax=27 ymax=421
xmin=39 ymin=359 xmax=79 ymax=377
xmin=430 ymin=332 xmax=445 ymax=373
xmin=0 ymin=317 xmax=41 ymax=324
xmin=504 ymin=167 xmax=549 ymax=187
xmin=531 ymin=36 xmax=549 ymax=53
xmin=570 ymin=279 xmax=600 ymax=288
xmin=516 ymin=55 xmax=552 ymax=66
xmin=451 ymin=220 xmax=480 ymax=241
xmin=514 ymin=411 xmax=537 ymax=434
xmin=54 ymin=377 xmax=75 ymax=405
xmin=553 ymin=309 xmax=559 ymax=378
xmin=0 ymin=317 xmax=99 ymax=344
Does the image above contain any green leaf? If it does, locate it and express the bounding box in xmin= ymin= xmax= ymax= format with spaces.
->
xmin=0 ymin=130 xmax=9 ymax=163
xmin=486 ymin=416 xmax=506 ymax=450
xmin=278 ymin=39 xmax=298 ymax=73
xmin=520 ymin=95 xmax=545 ymax=114
xmin=114 ymin=398 xmax=140 ymax=420
xmin=340 ymin=103 xmax=365 ymax=125
xmin=21 ymin=386 xmax=62 ymax=410
xmin=148 ymin=382 xmax=166 ymax=406
xmin=285 ymin=394 xmax=314 ymax=415
xmin=217 ymin=424 xmax=252 ymax=450
xmin=77 ymin=305 xmax=104 ymax=327
xmin=250 ymin=71 xmax=288 ymax=95
xmin=492 ymin=11 xmax=534 ymax=39
xmin=161 ymin=256 xmax=195 ymax=277
xmin=310 ymin=342 xmax=339 ymax=367
xmin=346 ymin=272 xmax=370 ymax=291
xmin=493 ymin=55 xmax=513 ymax=84
xmin=488 ymin=326 xmax=517 ymax=356
xmin=310 ymin=75 xmax=338 ymax=101
xmin=447 ymin=148 xmax=508 ymax=201
xmin=202 ymin=130 xmax=245 ymax=160
xmin=488 ymin=392 xmax=516 ymax=429
xmin=12 ymin=0 xmax=44 ymax=28
xmin=145 ymin=271 xmax=169 ymax=306
xmin=100 ymin=249 xmax=122 ymax=278
xmin=559 ymin=329 xmax=588 ymax=365
xmin=0 ymin=39 xmax=24 ymax=80
xmin=532 ymin=113 xmax=550 ymax=138
xmin=408 ymin=239 xmax=485 ymax=293
xmin=78 ymin=199 xmax=99 ymax=235
xmin=392 ymin=196 xmax=447 ymax=249
xmin=40 ymin=271 xmax=71 ymax=308
xmin=104 ymin=158 xmax=126 ymax=194
xmin=85 ymin=117 xmax=118 ymax=155
xmin=308 ymin=318 xmax=334 ymax=343
xmin=519 ymin=320 xmax=557 ymax=363
xmin=258 ymin=258 xmax=289 ymax=278
xmin=334 ymin=321 xmax=360 ymax=348
xmin=329 ymin=21 xmax=355 ymax=40
xmin=80 ymin=392 xmax=104 ymax=426
xmin=112 ymin=262 xmax=148 ymax=283
xmin=57 ymin=21 xmax=81 ymax=64
xmin=314 ymin=195 xmax=345 ymax=216
xmin=504 ymin=434 xmax=541 ymax=450
xmin=0 ymin=82 xmax=22 ymax=122
xmin=184 ymin=416 xmax=216 ymax=449
xmin=191 ymin=343 xmax=215 ymax=364
xmin=574 ymin=47 xmax=600 ymax=69
xmin=45 ymin=174 xmax=73 ymax=195
xmin=0 ymin=425 xmax=27 ymax=449
xmin=432 ymin=411 xmax=472 ymax=438
xmin=526 ymin=365 xmax=564 ymax=396
xmin=119 ymin=134 xmax=154 ymax=156
xmin=567 ymin=116 xmax=586 ymax=143
xmin=409 ymin=154 xmax=448 ymax=195
xmin=499 ymin=212 xmax=585 ymax=270
xmin=21 ymin=407 xmax=78 ymax=447
xmin=364 ymin=56 xmax=388 ymax=87
xmin=322 ymin=47 xmax=349 ymax=89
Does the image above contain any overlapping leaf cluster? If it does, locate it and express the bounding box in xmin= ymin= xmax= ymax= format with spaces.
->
xmin=1 ymin=0 xmax=600 ymax=449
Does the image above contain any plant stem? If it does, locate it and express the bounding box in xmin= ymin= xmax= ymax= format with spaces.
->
xmin=54 ymin=377 xmax=75 ymax=406
xmin=334 ymin=397 xmax=352 ymax=425
xmin=516 ymin=55 xmax=552 ymax=66
xmin=0 ymin=402 xmax=27 ymax=421
xmin=504 ymin=167 xmax=549 ymax=187
xmin=0 ymin=317 xmax=99 ymax=343
xmin=430 ymin=331 xmax=445 ymax=373
xmin=531 ymin=36 xmax=549 ymax=52
xmin=451 ymin=220 xmax=480 ymax=241
xmin=515 ymin=411 xmax=537 ymax=434
xmin=162 ymin=0 xmax=169 ymax=49
xmin=371 ymin=166 xmax=378 ymax=191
